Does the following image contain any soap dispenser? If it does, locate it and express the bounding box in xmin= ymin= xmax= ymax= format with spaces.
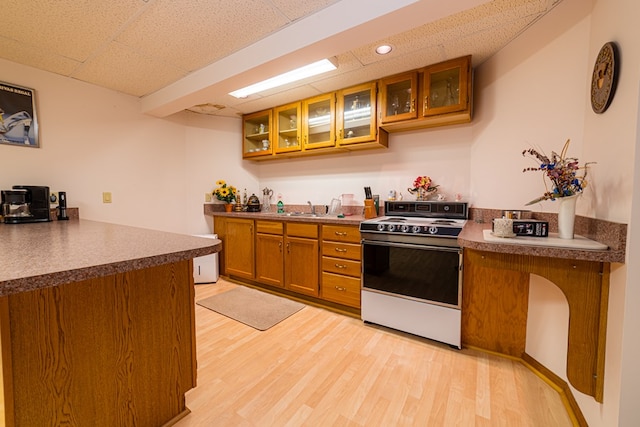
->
xmin=277 ymin=194 xmax=284 ymax=214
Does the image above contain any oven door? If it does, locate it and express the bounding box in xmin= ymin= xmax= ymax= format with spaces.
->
xmin=362 ymin=239 xmax=462 ymax=308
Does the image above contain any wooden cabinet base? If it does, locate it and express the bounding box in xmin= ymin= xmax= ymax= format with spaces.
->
xmin=0 ymin=261 xmax=196 ymax=426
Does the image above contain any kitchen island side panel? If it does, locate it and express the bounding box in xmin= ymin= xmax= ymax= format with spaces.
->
xmin=1 ymin=260 xmax=196 ymax=426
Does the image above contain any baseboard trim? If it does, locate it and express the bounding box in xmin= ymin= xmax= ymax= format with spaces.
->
xmin=521 ymin=352 xmax=587 ymax=427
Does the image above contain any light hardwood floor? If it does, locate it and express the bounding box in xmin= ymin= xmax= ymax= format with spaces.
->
xmin=176 ymin=279 xmax=573 ymax=426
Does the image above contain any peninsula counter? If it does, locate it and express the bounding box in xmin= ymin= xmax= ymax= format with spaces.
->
xmin=0 ymin=219 xmax=220 ymax=426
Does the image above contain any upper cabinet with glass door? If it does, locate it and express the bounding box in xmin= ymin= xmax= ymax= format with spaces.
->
xmin=379 ymin=55 xmax=472 ymax=132
xmin=423 ymin=55 xmax=471 ymax=117
xmin=274 ymin=102 xmax=301 ymax=154
xmin=302 ymin=93 xmax=336 ymax=150
xmin=242 ymin=110 xmax=273 ymax=158
xmin=379 ymin=72 xmax=418 ymax=125
xmin=336 ymin=82 xmax=378 ymax=147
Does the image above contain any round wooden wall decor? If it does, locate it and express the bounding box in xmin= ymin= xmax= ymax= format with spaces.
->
xmin=590 ymin=42 xmax=619 ymax=114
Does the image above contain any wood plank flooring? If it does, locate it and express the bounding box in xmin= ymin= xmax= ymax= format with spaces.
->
xmin=176 ymin=279 xmax=573 ymax=426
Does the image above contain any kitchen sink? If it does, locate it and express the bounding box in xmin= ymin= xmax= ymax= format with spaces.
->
xmin=286 ymin=212 xmax=317 ymax=217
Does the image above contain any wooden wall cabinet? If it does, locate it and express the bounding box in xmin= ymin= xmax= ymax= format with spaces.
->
xmin=242 ymin=110 xmax=273 ymax=158
xmin=320 ymin=224 xmax=362 ymax=308
xmin=336 ymin=82 xmax=389 ymax=151
xmin=224 ymin=218 xmax=255 ymax=279
xmin=379 ymin=55 xmax=472 ymax=133
xmin=274 ymin=102 xmax=302 ymax=154
xmin=302 ymin=93 xmax=336 ymax=151
xmin=379 ymin=72 xmax=419 ymax=124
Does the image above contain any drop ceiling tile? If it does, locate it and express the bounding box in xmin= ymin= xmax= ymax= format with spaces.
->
xmin=0 ymin=36 xmax=81 ymax=76
xmin=0 ymin=0 xmax=146 ymax=62
xmin=116 ymin=0 xmax=290 ymax=72
xmin=269 ymin=0 xmax=341 ymax=21
xmin=72 ymin=42 xmax=188 ymax=97
xmin=350 ymin=0 xmax=549 ymax=66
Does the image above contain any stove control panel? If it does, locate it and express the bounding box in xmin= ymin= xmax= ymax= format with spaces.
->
xmin=361 ymin=222 xmax=463 ymax=238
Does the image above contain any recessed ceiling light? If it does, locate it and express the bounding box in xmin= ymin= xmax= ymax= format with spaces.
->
xmin=375 ymin=45 xmax=393 ymax=55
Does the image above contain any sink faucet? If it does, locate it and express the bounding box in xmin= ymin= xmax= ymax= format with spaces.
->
xmin=307 ymin=201 xmax=314 ymax=215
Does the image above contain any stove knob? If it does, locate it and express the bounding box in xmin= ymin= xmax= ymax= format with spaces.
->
xmin=377 ymin=224 xmax=386 ymax=232
xmin=387 ymin=224 xmax=396 ymax=232
xmin=428 ymin=226 xmax=438 ymax=235
xmin=401 ymin=225 xmax=410 ymax=233
xmin=411 ymin=226 xmax=422 ymax=233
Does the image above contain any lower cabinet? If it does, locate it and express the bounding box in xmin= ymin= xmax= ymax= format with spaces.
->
xmin=320 ymin=224 xmax=362 ymax=308
xmin=255 ymin=221 xmax=319 ymax=297
xmin=256 ymin=221 xmax=284 ymax=287
xmin=219 ymin=218 xmax=360 ymax=310
xmin=225 ymin=218 xmax=255 ymax=279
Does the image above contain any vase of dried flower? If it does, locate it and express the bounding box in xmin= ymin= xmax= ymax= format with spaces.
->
xmin=557 ymin=195 xmax=578 ymax=239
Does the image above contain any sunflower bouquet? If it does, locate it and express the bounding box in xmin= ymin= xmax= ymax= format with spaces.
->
xmin=213 ymin=180 xmax=237 ymax=203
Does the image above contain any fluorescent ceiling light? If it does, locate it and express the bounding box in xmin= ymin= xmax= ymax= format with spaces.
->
xmin=229 ymin=58 xmax=337 ymax=98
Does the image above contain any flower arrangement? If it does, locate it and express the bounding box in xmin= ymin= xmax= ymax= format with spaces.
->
xmin=522 ymin=139 xmax=594 ymax=205
xmin=408 ymin=175 xmax=439 ymax=200
xmin=213 ymin=179 xmax=237 ymax=203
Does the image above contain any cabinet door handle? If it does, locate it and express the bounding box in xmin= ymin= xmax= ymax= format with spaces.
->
xmin=334 ymin=248 xmax=347 ymax=253
xmin=334 ymin=263 xmax=347 ymax=269
xmin=334 ymin=231 xmax=347 ymax=236
xmin=279 ymin=241 xmax=283 ymax=251
xmin=286 ymin=242 xmax=290 ymax=253
xmin=411 ymin=98 xmax=416 ymax=112
xmin=334 ymin=286 xmax=347 ymax=292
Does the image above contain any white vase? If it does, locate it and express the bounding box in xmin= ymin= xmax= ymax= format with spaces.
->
xmin=557 ymin=195 xmax=578 ymax=239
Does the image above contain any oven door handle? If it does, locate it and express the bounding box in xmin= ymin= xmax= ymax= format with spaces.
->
xmin=362 ymin=239 xmax=461 ymax=253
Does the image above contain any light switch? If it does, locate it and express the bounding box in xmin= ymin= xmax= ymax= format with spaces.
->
xmin=102 ymin=192 xmax=112 ymax=203
xmin=205 ymin=192 xmax=212 ymax=202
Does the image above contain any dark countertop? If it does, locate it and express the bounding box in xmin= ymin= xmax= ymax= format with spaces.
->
xmin=0 ymin=219 xmax=221 ymax=296
xmin=204 ymin=203 xmax=366 ymax=226
xmin=204 ymin=204 xmax=626 ymax=264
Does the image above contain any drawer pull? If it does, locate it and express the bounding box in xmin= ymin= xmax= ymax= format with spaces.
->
xmin=334 ymin=231 xmax=348 ymax=236
xmin=334 ymin=248 xmax=347 ymax=253
xmin=334 ymin=286 xmax=347 ymax=292
xmin=334 ymin=263 xmax=347 ymax=269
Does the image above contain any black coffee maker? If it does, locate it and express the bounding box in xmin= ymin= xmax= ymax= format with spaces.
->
xmin=1 ymin=185 xmax=52 ymax=224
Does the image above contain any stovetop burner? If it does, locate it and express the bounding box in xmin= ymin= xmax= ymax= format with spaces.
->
xmin=359 ymin=200 xmax=468 ymax=238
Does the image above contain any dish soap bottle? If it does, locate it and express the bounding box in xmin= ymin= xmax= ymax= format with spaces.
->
xmin=277 ymin=194 xmax=285 ymax=214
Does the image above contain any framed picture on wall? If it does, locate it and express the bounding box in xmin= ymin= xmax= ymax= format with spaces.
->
xmin=0 ymin=81 xmax=39 ymax=148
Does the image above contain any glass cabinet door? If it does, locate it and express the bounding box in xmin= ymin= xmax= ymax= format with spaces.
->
xmin=423 ymin=56 xmax=471 ymax=117
xmin=379 ymin=72 xmax=418 ymax=124
xmin=336 ymin=82 xmax=377 ymax=146
xmin=302 ymin=93 xmax=335 ymax=150
xmin=242 ymin=110 xmax=273 ymax=157
xmin=274 ymin=102 xmax=301 ymax=153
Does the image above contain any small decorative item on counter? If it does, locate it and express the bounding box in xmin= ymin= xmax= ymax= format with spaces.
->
xmin=213 ymin=180 xmax=237 ymax=205
xmin=492 ymin=217 xmax=515 ymax=238
xmin=262 ymin=187 xmax=273 ymax=212
xmin=247 ymin=194 xmax=261 ymax=212
xmin=407 ymin=175 xmax=439 ymax=201
xmin=522 ymin=139 xmax=594 ymax=239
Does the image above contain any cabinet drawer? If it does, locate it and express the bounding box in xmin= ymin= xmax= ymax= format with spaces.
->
xmin=322 ymin=225 xmax=361 ymax=244
xmin=256 ymin=220 xmax=283 ymax=235
xmin=286 ymin=222 xmax=318 ymax=239
xmin=321 ymin=272 xmax=361 ymax=308
xmin=322 ymin=241 xmax=361 ymax=261
xmin=322 ymin=256 xmax=361 ymax=277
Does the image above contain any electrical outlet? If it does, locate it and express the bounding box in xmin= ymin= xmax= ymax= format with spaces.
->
xmin=50 ymin=192 xmax=59 ymax=205
xmin=102 ymin=192 xmax=112 ymax=203
xmin=205 ymin=192 xmax=212 ymax=202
